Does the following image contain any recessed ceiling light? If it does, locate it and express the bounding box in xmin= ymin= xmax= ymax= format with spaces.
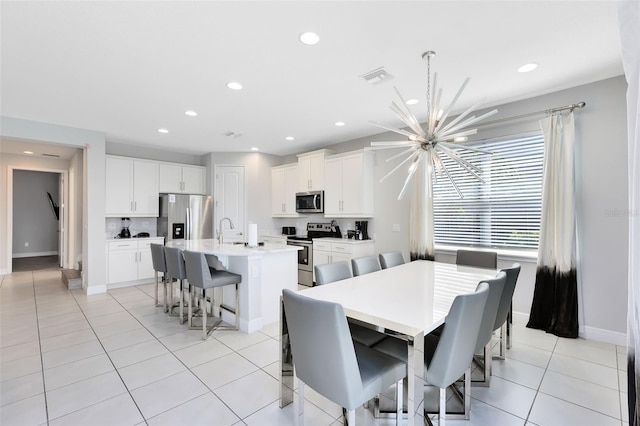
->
xmin=406 ymin=99 xmax=419 ymax=105
xmin=334 ymin=121 xmax=345 ymax=127
xmin=185 ymin=110 xmax=198 ymax=116
xmin=158 ymin=128 xmax=169 ymax=134
xmin=227 ymin=81 xmax=243 ymax=90
xmin=250 ymin=147 xmax=259 ymax=151
xmin=299 ymin=32 xmax=320 ymax=45
xmin=23 ymin=150 xmax=34 ymax=155
xmin=285 ymin=136 xmax=295 ymax=141
xmin=518 ymin=63 xmax=538 ymax=73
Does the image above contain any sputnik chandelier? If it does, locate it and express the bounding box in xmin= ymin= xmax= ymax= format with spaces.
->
xmin=370 ymin=51 xmax=498 ymax=199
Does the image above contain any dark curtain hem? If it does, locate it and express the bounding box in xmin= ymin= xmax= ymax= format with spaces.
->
xmin=410 ymin=252 xmax=434 ymax=261
xmin=629 ymin=356 xmax=638 ymax=426
xmin=527 ymin=266 xmax=578 ymax=338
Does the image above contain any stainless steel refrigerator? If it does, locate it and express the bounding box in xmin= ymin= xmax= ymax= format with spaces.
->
xmin=158 ymin=194 xmax=214 ymax=242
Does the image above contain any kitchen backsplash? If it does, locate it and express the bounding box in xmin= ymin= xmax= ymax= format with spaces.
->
xmin=270 ymin=215 xmax=375 ymax=239
xmin=105 ymin=217 xmax=158 ymax=239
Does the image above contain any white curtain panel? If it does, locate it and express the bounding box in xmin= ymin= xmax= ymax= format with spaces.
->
xmin=619 ymin=1 xmax=639 ymax=424
xmin=409 ymin=158 xmax=434 ymax=260
xmin=527 ymin=112 xmax=579 ymax=338
xmin=537 ymin=113 xmax=576 ymax=272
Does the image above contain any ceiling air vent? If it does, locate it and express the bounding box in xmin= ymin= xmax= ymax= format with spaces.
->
xmin=223 ymin=131 xmax=243 ymax=138
xmin=360 ymin=67 xmax=394 ymax=85
xmin=42 ymin=153 xmax=60 ymax=158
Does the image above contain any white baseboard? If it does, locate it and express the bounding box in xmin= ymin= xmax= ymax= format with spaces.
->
xmin=106 ymin=278 xmax=154 ymax=291
xmin=513 ymin=311 xmax=627 ymax=346
xmin=85 ymin=284 xmax=107 ymax=295
xmin=581 ymin=326 xmax=627 ymax=347
xmin=0 ymin=268 xmax=9 ymax=275
xmin=13 ymin=251 xmax=58 ymax=258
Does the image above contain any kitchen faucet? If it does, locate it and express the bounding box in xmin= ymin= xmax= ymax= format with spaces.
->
xmin=218 ymin=217 xmax=235 ymax=244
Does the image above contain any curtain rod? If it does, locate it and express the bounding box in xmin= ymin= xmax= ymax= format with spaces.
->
xmin=475 ymin=101 xmax=586 ymax=128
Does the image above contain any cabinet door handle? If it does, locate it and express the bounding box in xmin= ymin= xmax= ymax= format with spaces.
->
xmin=134 ymin=201 xmax=137 ymax=212
xmin=130 ymin=201 xmax=133 ymax=212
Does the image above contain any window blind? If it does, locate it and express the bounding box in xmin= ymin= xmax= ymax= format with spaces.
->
xmin=433 ymin=133 xmax=544 ymax=250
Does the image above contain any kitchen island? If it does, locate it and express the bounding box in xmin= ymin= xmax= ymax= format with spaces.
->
xmin=166 ymin=239 xmax=300 ymax=333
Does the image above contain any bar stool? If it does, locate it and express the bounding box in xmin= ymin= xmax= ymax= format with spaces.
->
xmin=150 ymin=243 xmax=168 ymax=308
xmin=163 ymin=246 xmax=189 ymax=323
xmin=183 ymin=250 xmax=242 ymax=340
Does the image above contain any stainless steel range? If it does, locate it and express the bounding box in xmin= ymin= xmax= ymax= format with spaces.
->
xmin=286 ymin=223 xmax=338 ymax=286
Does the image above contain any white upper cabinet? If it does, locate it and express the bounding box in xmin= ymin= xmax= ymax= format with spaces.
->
xmin=324 ymin=150 xmax=374 ymax=218
xmin=105 ymin=156 xmax=159 ymax=217
xmin=158 ymin=163 xmax=205 ymax=194
xmin=271 ymin=164 xmax=299 ymax=217
xmin=297 ymin=149 xmax=334 ymax=192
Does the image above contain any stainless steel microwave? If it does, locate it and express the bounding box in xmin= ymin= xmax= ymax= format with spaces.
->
xmin=296 ymin=191 xmax=324 ymax=213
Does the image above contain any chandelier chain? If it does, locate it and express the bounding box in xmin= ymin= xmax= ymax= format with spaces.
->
xmin=426 ymin=54 xmax=431 ymax=128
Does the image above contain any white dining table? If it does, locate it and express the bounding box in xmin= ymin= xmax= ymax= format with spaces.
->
xmin=278 ymin=259 xmax=497 ymax=425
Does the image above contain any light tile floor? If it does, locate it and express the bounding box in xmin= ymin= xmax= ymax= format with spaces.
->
xmin=0 ymin=270 xmax=629 ymax=426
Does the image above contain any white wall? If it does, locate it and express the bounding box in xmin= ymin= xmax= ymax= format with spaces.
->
xmin=1 ymin=117 xmax=106 ymax=294
xmin=12 ymin=170 xmax=60 ymax=256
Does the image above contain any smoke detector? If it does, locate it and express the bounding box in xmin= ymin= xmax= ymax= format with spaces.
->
xmin=223 ymin=131 xmax=243 ymax=138
xmin=360 ymin=67 xmax=394 ymax=85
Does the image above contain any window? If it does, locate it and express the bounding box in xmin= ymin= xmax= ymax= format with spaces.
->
xmin=433 ymin=133 xmax=544 ymax=250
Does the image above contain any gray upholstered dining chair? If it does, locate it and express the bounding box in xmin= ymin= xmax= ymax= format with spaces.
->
xmin=371 ymin=282 xmax=490 ymax=425
xmin=183 ymin=250 xmax=242 ymax=339
xmin=163 ymin=246 xmax=189 ymax=323
xmin=282 ymin=289 xmax=406 ymax=426
xmin=470 ymin=271 xmax=507 ymax=387
xmin=315 ymin=261 xmax=351 ymax=285
xmin=379 ymin=251 xmax=405 ymax=269
xmin=455 ymin=249 xmax=497 ymax=269
xmin=351 ymin=255 xmax=381 ymax=276
xmin=314 ymin=262 xmax=386 ymax=347
xmin=494 ymin=263 xmax=521 ymax=359
xmin=150 ymin=243 xmax=168 ymax=308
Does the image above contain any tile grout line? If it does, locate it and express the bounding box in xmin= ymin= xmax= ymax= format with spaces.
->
xmin=86 ymin=284 xmax=241 ymax=424
xmin=67 ymin=284 xmax=150 ymax=425
xmin=31 ymin=270 xmax=52 ymax=426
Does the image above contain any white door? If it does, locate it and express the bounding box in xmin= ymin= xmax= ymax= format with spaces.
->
xmin=58 ymin=173 xmax=66 ymax=268
xmin=214 ymin=165 xmax=245 ymax=242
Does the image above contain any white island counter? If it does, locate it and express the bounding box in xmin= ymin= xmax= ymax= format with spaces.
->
xmin=166 ymin=239 xmax=300 ymax=333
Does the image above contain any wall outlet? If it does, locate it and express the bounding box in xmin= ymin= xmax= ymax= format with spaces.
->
xmin=107 ymin=223 xmax=116 ymax=230
xmin=392 ymin=224 xmax=400 ymax=232
xmin=24 ymin=242 xmax=29 ymax=247
xmin=142 ymin=221 xmax=149 ymax=228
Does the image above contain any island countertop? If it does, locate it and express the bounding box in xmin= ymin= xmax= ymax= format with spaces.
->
xmin=165 ymin=238 xmax=301 ymax=256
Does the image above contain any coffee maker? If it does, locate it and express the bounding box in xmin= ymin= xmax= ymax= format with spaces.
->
xmin=355 ymin=221 xmax=369 ymax=240
xmin=119 ymin=217 xmax=131 ymax=238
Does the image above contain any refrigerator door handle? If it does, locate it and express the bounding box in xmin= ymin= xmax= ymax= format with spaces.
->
xmin=186 ymin=207 xmax=191 ymax=240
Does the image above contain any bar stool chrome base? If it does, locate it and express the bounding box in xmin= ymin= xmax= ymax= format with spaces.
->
xmin=167 ymin=279 xmax=189 ymax=324
xmin=188 ymin=285 xmax=239 ymax=339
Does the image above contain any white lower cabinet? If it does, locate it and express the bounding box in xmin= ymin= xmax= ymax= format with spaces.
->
xmin=312 ymin=239 xmax=375 ymax=282
xmin=106 ymin=238 xmax=164 ymax=285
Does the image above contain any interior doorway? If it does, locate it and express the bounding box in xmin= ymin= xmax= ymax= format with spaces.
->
xmin=8 ymin=167 xmax=70 ymax=273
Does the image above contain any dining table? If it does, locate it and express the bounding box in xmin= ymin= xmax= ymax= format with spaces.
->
xmin=278 ymin=259 xmax=497 ymax=425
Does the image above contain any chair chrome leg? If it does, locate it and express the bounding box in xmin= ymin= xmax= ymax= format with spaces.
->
xmin=439 ymin=386 xmax=446 ymax=426
xmin=464 ymin=367 xmax=471 ymax=419
xmin=154 ymin=271 xmax=161 ymax=307
xmin=202 ymin=288 xmax=207 ymax=340
xmin=507 ymin=306 xmax=512 ymax=349
xmin=395 ymin=378 xmax=403 ymax=426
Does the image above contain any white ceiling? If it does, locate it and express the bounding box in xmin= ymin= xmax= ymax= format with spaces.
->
xmin=0 ymin=1 xmax=623 ymax=158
